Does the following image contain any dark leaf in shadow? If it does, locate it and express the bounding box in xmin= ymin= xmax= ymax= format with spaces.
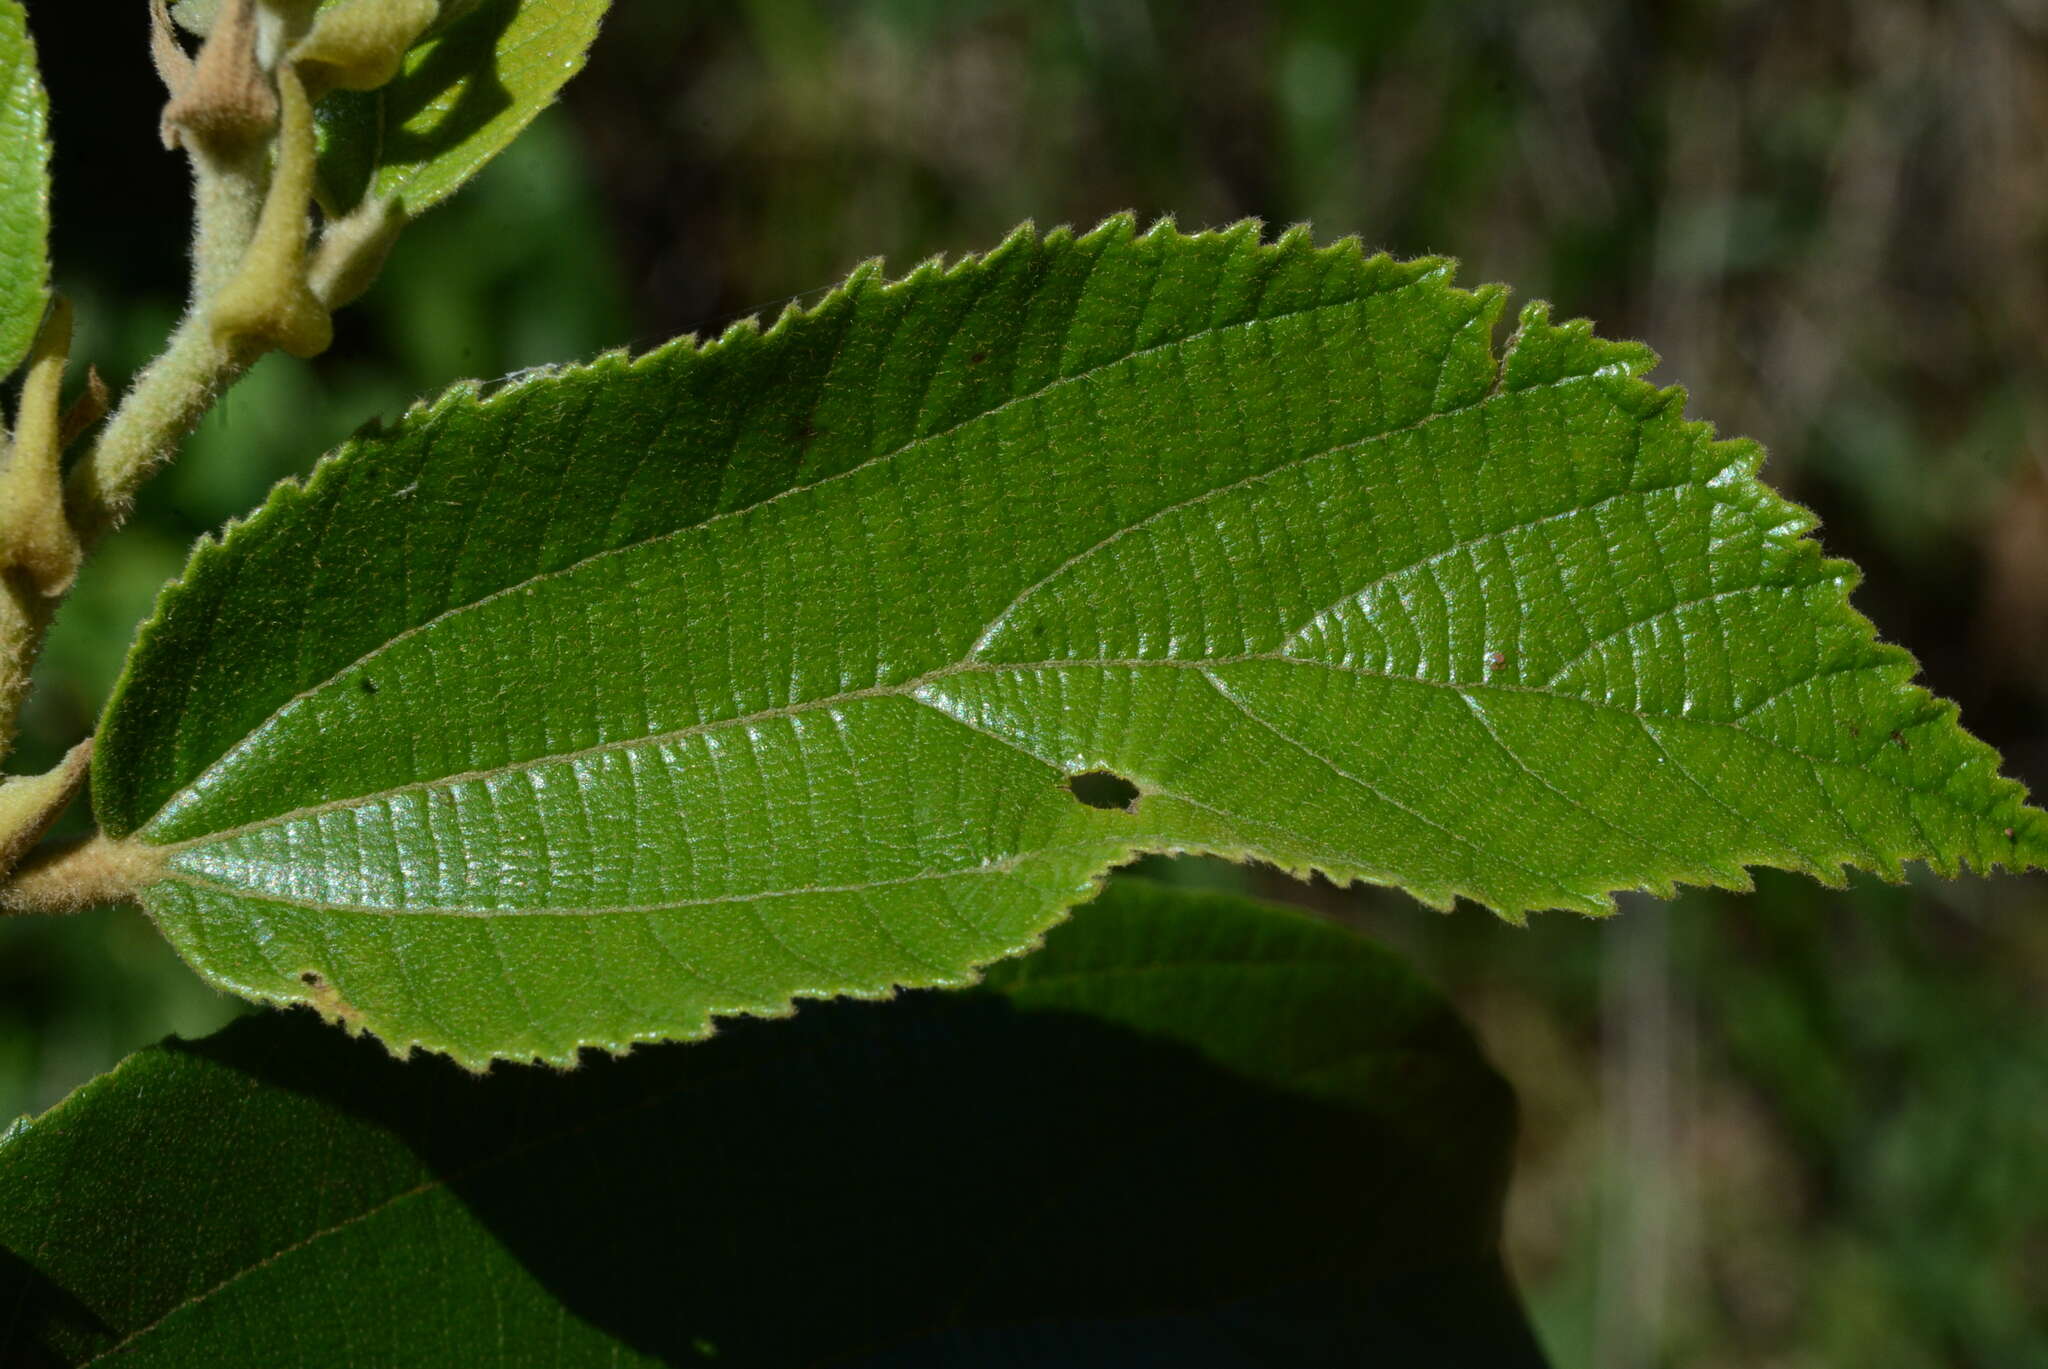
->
xmin=0 ymin=881 xmax=1545 ymax=1367
xmin=316 ymin=0 xmax=607 ymax=215
xmin=0 ymin=1248 xmax=110 ymax=1369
xmin=376 ymin=0 xmax=518 ymax=176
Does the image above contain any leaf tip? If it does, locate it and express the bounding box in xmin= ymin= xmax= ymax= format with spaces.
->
xmin=980 ymin=220 xmax=1044 ymax=271
xmin=901 ymin=252 xmax=951 ymax=289
xmin=1216 ymin=217 xmax=1264 ymax=248
xmin=1499 ymin=298 xmax=1661 ymax=393
xmin=1138 ymin=214 xmax=1179 ymax=241
xmin=715 ymin=313 xmax=765 ymax=348
xmin=1081 ymin=212 xmax=1141 ymax=249
xmin=842 ymin=255 xmax=888 ymax=291
xmin=1412 ymin=256 xmax=1461 ymax=286
xmin=1273 ymin=221 xmax=1318 ymax=255
xmin=1996 ymin=808 xmax=2048 ymax=873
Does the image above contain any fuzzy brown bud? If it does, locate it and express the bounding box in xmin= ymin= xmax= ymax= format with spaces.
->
xmin=160 ymin=0 xmax=278 ymax=152
xmin=293 ymin=0 xmax=438 ymax=96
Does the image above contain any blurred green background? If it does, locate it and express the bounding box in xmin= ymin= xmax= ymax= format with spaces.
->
xmin=6 ymin=2 xmax=2047 ymax=1365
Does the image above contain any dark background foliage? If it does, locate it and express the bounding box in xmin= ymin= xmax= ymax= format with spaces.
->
xmin=3 ymin=2 xmax=2044 ymax=1364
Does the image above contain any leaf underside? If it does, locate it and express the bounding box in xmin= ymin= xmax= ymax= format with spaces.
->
xmin=0 ymin=0 xmax=48 ymax=376
xmin=95 ymin=216 xmax=2047 ymax=1066
xmin=0 ymin=884 xmax=1542 ymax=1368
xmin=315 ymin=0 xmax=611 ymax=216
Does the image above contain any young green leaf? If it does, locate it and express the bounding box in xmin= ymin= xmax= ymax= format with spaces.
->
xmin=92 ymin=218 xmax=2047 ymax=1066
xmin=314 ymin=0 xmax=609 ymax=216
xmin=0 ymin=882 xmax=1544 ymax=1368
xmin=0 ymin=0 xmax=49 ymax=376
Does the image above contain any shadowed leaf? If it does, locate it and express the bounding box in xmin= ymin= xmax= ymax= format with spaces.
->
xmin=0 ymin=882 xmax=1544 ymax=1368
xmin=315 ymin=0 xmax=609 ymax=216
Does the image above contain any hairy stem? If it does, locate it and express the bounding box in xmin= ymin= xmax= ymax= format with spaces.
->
xmin=0 ymin=64 xmax=273 ymax=858
xmin=64 ymin=142 xmax=269 ymax=547
xmin=0 ymin=302 xmax=84 ymax=753
xmin=0 ymin=834 xmax=158 ymax=916
xmin=0 ymin=739 xmax=92 ymax=889
xmin=0 ymin=584 xmax=47 ymax=769
xmin=0 ymin=1 xmax=415 ymax=902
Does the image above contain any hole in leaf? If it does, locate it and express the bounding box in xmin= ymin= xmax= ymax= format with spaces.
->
xmin=359 ymin=676 xmax=378 ymax=695
xmin=1067 ymin=771 xmax=1141 ymax=813
xmin=300 ymin=971 xmax=323 ymax=986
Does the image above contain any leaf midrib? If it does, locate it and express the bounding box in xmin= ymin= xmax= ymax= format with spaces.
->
xmin=157 ymin=635 xmax=1939 ymax=863
xmin=156 ymin=646 xmax=1966 ymax=931
xmin=161 ymin=838 xmax=1134 ymax=917
xmin=136 ymin=274 xmax=1480 ymax=832
xmin=151 ymin=357 xmax=1647 ymax=848
xmin=139 ymin=272 xmax=1970 ymax=892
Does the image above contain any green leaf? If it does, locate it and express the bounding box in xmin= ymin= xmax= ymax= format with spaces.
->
xmin=314 ymin=0 xmax=610 ymax=216
xmin=94 ymin=218 xmax=2047 ymax=1066
xmin=0 ymin=0 xmax=49 ymax=376
xmin=167 ymin=0 xmax=221 ymax=33
xmin=0 ymin=882 xmax=1546 ymax=1368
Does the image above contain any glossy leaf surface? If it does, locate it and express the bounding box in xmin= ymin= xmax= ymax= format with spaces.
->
xmin=0 ymin=882 xmax=1545 ymax=1368
xmin=314 ymin=0 xmax=610 ymax=215
xmin=0 ymin=0 xmax=47 ymax=376
xmin=95 ymin=219 xmax=2047 ymax=1065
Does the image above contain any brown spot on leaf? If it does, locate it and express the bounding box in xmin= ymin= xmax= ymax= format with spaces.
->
xmin=298 ymin=970 xmax=363 ymax=1030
